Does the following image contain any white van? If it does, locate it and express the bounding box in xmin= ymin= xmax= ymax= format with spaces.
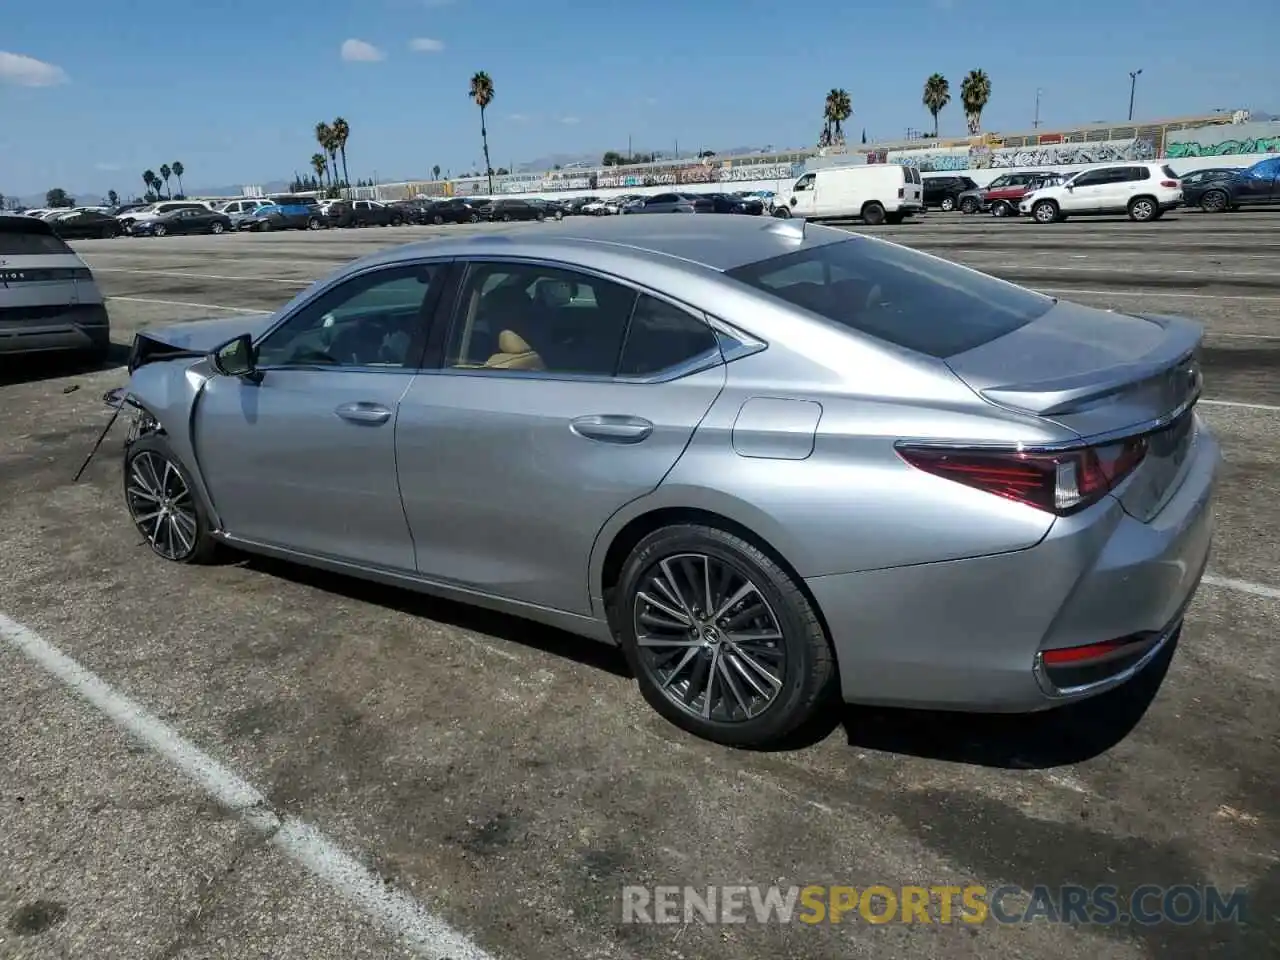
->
xmin=774 ymin=165 xmax=924 ymax=224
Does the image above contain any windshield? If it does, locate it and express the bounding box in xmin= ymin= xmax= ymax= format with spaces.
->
xmin=725 ymin=235 xmax=1055 ymax=359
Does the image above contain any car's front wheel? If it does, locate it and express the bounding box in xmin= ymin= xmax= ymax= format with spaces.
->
xmin=616 ymin=524 xmax=837 ymax=748
xmin=1200 ymin=189 xmax=1228 ymax=213
xmin=123 ymin=434 xmax=218 ymax=564
xmin=1032 ymin=199 xmax=1060 ymax=224
xmin=939 ymin=196 xmax=956 ymax=212
xmin=959 ymin=197 xmax=979 ymax=214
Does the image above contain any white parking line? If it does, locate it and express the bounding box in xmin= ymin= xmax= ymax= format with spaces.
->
xmin=1039 ymin=287 xmax=1280 ymax=303
xmin=93 ymin=267 xmax=311 ymax=286
xmin=1200 ymin=399 xmax=1280 ymax=413
xmin=1202 ymin=575 xmax=1280 ymax=602
xmin=0 ymin=613 xmax=496 ymax=960
xmin=107 ymin=295 xmax=270 ymax=315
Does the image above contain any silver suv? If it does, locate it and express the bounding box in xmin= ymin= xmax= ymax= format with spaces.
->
xmin=0 ymin=214 xmax=110 ymax=361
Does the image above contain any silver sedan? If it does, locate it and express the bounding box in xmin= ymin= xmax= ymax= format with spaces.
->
xmin=110 ymin=215 xmax=1219 ymax=747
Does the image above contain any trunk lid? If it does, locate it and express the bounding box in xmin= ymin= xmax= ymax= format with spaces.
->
xmin=945 ymin=299 xmax=1203 ymax=521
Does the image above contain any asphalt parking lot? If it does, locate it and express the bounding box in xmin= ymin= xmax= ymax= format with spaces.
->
xmin=1 ymin=209 xmax=1277 ymax=960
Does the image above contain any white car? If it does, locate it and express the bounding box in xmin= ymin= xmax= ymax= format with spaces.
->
xmin=116 ymin=200 xmax=214 ymax=230
xmin=1020 ymin=163 xmax=1183 ymax=224
xmin=581 ymin=198 xmax=612 ymax=216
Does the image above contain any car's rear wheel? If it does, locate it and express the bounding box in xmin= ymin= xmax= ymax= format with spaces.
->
xmin=536 ymin=211 xmax=546 ymax=222
xmin=210 ymin=221 xmax=225 ymax=234
xmin=940 ymin=196 xmax=956 ymax=212
xmin=991 ymin=200 xmax=1012 ymax=217
xmin=959 ymin=197 xmax=979 ymax=214
xmin=553 ymin=210 xmax=563 ymax=220
xmin=1128 ymin=196 xmax=1158 ymax=222
xmin=1200 ymin=189 xmax=1228 ymax=213
xmin=1032 ymin=199 xmax=1060 ymax=224
xmin=391 ymin=216 xmax=404 ymax=227
xmin=617 ymin=524 xmax=837 ymax=748
xmin=307 ymin=217 xmax=322 ymax=230
xmin=468 ymin=213 xmax=479 ymax=223
xmin=501 ymin=213 xmax=512 ymax=222
xmin=123 ymin=435 xmax=218 ymax=564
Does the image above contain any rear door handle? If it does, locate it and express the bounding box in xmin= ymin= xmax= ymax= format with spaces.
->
xmin=335 ymin=401 xmax=392 ymax=425
xmin=570 ymin=414 xmax=653 ymax=444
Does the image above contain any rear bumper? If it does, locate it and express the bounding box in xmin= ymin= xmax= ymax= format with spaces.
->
xmin=806 ymin=419 xmax=1219 ymax=712
xmin=0 ymin=304 xmax=110 ymax=355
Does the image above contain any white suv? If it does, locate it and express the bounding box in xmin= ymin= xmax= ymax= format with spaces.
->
xmin=1020 ymin=163 xmax=1183 ymax=224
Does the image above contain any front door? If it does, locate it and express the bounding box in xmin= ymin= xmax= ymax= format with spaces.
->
xmin=192 ymin=261 xmax=446 ymax=569
xmin=396 ymin=259 xmax=727 ymax=614
xmin=1240 ymin=157 xmax=1280 ymax=205
xmin=789 ymin=173 xmax=817 ymax=216
xmin=1061 ymin=168 xmax=1118 ymax=212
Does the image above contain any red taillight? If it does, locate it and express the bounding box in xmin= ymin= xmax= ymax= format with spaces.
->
xmin=896 ymin=436 xmax=1148 ymax=515
xmin=1041 ymin=635 xmax=1151 ymax=665
xmin=1161 ymin=180 xmax=1179 ymax=188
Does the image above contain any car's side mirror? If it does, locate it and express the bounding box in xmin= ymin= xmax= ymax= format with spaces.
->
xmin=210 ymin=333 xmax=261 ymax=381
xmin=1065 ymin=183 xmax=1074 ymax=191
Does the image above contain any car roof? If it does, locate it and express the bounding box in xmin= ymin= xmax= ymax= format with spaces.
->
xmin=352 ymin=215 xmax=851 ymax=274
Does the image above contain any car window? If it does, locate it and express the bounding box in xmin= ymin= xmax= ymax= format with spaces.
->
xmin=1070 ymin=170 xmax=1108 ymax=187
xmin=617 ymin=295 xmax=720 ymax=377
xmin=255 ymin=264 xmax=437 ymax=369
xmin=792 ymin=174 xmax=816 ymax=192
xmin=1249 ymin=158 xmax=1280 ymax=179
xmin=446 ymin=262 xmax=638 ymax=376
xmin=725 ymin=235 xmax=1054 ymax=360
xmin=0 ymin=225 xmax=74 ymax=255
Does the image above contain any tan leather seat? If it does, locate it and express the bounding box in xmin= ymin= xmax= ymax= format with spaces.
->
xmin=483 ymin=329 xmax=545 ymax=370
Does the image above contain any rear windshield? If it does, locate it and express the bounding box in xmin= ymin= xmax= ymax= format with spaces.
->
xmin=1161 ymin=165 xmax=1179 ymax=180
xmin=0 ymin=223 xmax=74 ymax=256
xmin=724 ymin=236 xmax=1055 ymax=359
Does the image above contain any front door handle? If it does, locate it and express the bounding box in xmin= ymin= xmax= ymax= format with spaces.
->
xmin=335 ymin=401 xmax=392 ymax=425
xmin=570 ymin=414 xmax=653 ymax=444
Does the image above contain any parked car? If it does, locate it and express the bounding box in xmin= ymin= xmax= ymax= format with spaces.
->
xmin=921 ymin=175 xmax=980 ymax=212
xmin=1182 ymin=157 xmax=1280 ymax=213
xmin=704 ymin=193 xmax=750 ymax=214
xmin=346 ymin=199 xmax=406 ymax=227
xmin=987 ymin=172 xmax=1065 ymax=218
xmin=117 ymin=200 xmax=211 ymax=233
xmin=1020 ymin=163 xmax=1183 ymax=223
xmin=774 ymin=165 xmax=923 ymax=224
xmin=426 ymin=198 xmax=487 ymax=224
xmin=48 ymin=209 xmax=122 ymax=239
xmin=0 ymin=213 xmax=110 ymax=361
xmin=528 ymin=199 xmax=567 ymax=221
xmin=625 ymin=193 xmax=715 ymax=214
xmin=107 ymin=215 xmax=1218 ymax=748
xmin=215 ymin=199 xmax=271 ymax=216
xmin=488 ymin=198 xmax=550 ymax=222
xmin=238 ymin=197 xmax=324 ymax=231
xmin=956 ymin=172 xmax=1047 ymax=215
xmin=131 ymin=207 xmax=234 ymax=236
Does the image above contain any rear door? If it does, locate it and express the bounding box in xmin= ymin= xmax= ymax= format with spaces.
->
xmin=395 ymin=257 xmax=726 ymax=614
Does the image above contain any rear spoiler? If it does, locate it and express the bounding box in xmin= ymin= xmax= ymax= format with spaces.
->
xmin=969 ymin=314 xmax=1203 ymax=417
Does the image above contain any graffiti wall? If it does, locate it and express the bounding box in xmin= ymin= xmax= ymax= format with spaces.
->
xmin=886 ymin=138 xmax=1157 ymax=172
xmin=1166 ymin=122 xmax=1280 ymax=158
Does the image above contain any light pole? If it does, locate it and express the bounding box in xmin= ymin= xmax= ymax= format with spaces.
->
xmin=1128 ymin=69 xmax=1143 ymax=122
xmin=1033 ymin=88 xmax=1042 ymax=128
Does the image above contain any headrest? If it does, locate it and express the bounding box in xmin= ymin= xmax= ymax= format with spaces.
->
xmin=498 ymin=329 xmax=533 ymax=354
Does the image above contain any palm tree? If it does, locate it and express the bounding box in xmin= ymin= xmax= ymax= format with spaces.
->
xmin=331 ymin=117 xmax=351 ymax=195
xmin=142 ymin=169 xmax=156 ymax=198
xmin=159 ymin=164 xmax=172 ymax=198
xmin=468 ymin=71 xmax=496 ymax=195
xmin=823 ymin=89 xmax=852 ymax=144
xmin=432 ymin=164 xmax=441 ymax=181
xmin=171 ymin=161 xmax=185 ymax=198
xmin=960 ymin=69 xmax=992 ymax=135
xmin=922 ymin=74 xmax=951 ymax=136
xmin=311 ymin=153 xmax=328 ymax=188
xmin=314 ymin=122 xmax=332 ymax=187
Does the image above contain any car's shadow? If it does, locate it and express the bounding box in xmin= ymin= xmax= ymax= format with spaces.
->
xmin=235 ymin=552 xmax=1170 ymax=767
xmin=0 ymin=343 xmax=130 ymax=387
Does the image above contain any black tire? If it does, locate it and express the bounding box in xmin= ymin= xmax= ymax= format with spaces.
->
xmin=773 ymin=205 xmax=792 ymax=218
xmin=1128 ymin=196 xmax=1158 ymax=222
xmin=959 ymin=197 xmax=979 ymax=215
xmin=536 ymin=211 xmax=546 ymax=222
xmin=433 ymin=213 xmax=444 ymax=224
xmin=123 ymin=434 xmax=219 ymax=564
xmin=1031 ymin=199 xmax=1060 ymax=224
xmin=210 ymin=221 xmax=225 ymax=234
xmin=940 ymin=196 xmax=956 ymax=212
xmin=616 ymin=524 xmax=837 ymax=748
xmin=469 ymin=213 xmax=479 ymax=223
xmin=861 ymin=201 xmax=886 ymax=225
xmin=501 ymin=213 xmax=512 ymax=222
xmin=553 ymin=210 xmax=563 ymax=220
xmin=991 ymin=200 xmax=1011 ymax=218
xmin=307 ymin=217 xmax=322 ymax=230
xmin=1200 ymin=189 xmax=1228 ymax=214
xmin=391 ymin=216 xmax=404 ymax=227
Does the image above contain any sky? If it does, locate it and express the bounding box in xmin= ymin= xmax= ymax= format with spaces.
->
xmin=2 ymin=0 xmax=1278 ymax=200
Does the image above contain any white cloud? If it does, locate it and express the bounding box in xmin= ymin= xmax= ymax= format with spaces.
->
xmin=0 ymin=51 xmax=69 ymax=87
xmin=508 ymin=113 xmax=533 ymax=122
xmin=341 ymin=39 xmax=386 ymax=62
xmin=559 ymin=116 xmax=580 ymax=125
xmin=409 ymin=37 xmax=445 ymax=52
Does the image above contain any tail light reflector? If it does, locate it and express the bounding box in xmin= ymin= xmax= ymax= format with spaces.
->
xmin=1161 ymin=179 xmax=1180 ymax=188
xmin=895 ymin=436 xmax=1148 ymax=516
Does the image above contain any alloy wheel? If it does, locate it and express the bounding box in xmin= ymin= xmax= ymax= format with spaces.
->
xmin=1033 ymin=201 xmax=1057 ymax=224
xmin=940 ymin=197 xmax=955 ymax=211
xmin=1131 ymin=199 xmax=1155 ymax=221
xmin=1201 ymin=191 xmax=1227 ymax=213
xmin=632 ymin=553 xmax=786 ymax=723
xmin=126 ymin=451 xmax=199 ymax=561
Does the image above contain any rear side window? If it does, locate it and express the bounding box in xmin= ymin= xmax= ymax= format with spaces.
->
xmin=725 ymin=236 xmax=1054 ymax=359
xmin=0 ymin=225 xmax=74 ymax=255
xmin=618 ymin=295 xmax=719 ymax=377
